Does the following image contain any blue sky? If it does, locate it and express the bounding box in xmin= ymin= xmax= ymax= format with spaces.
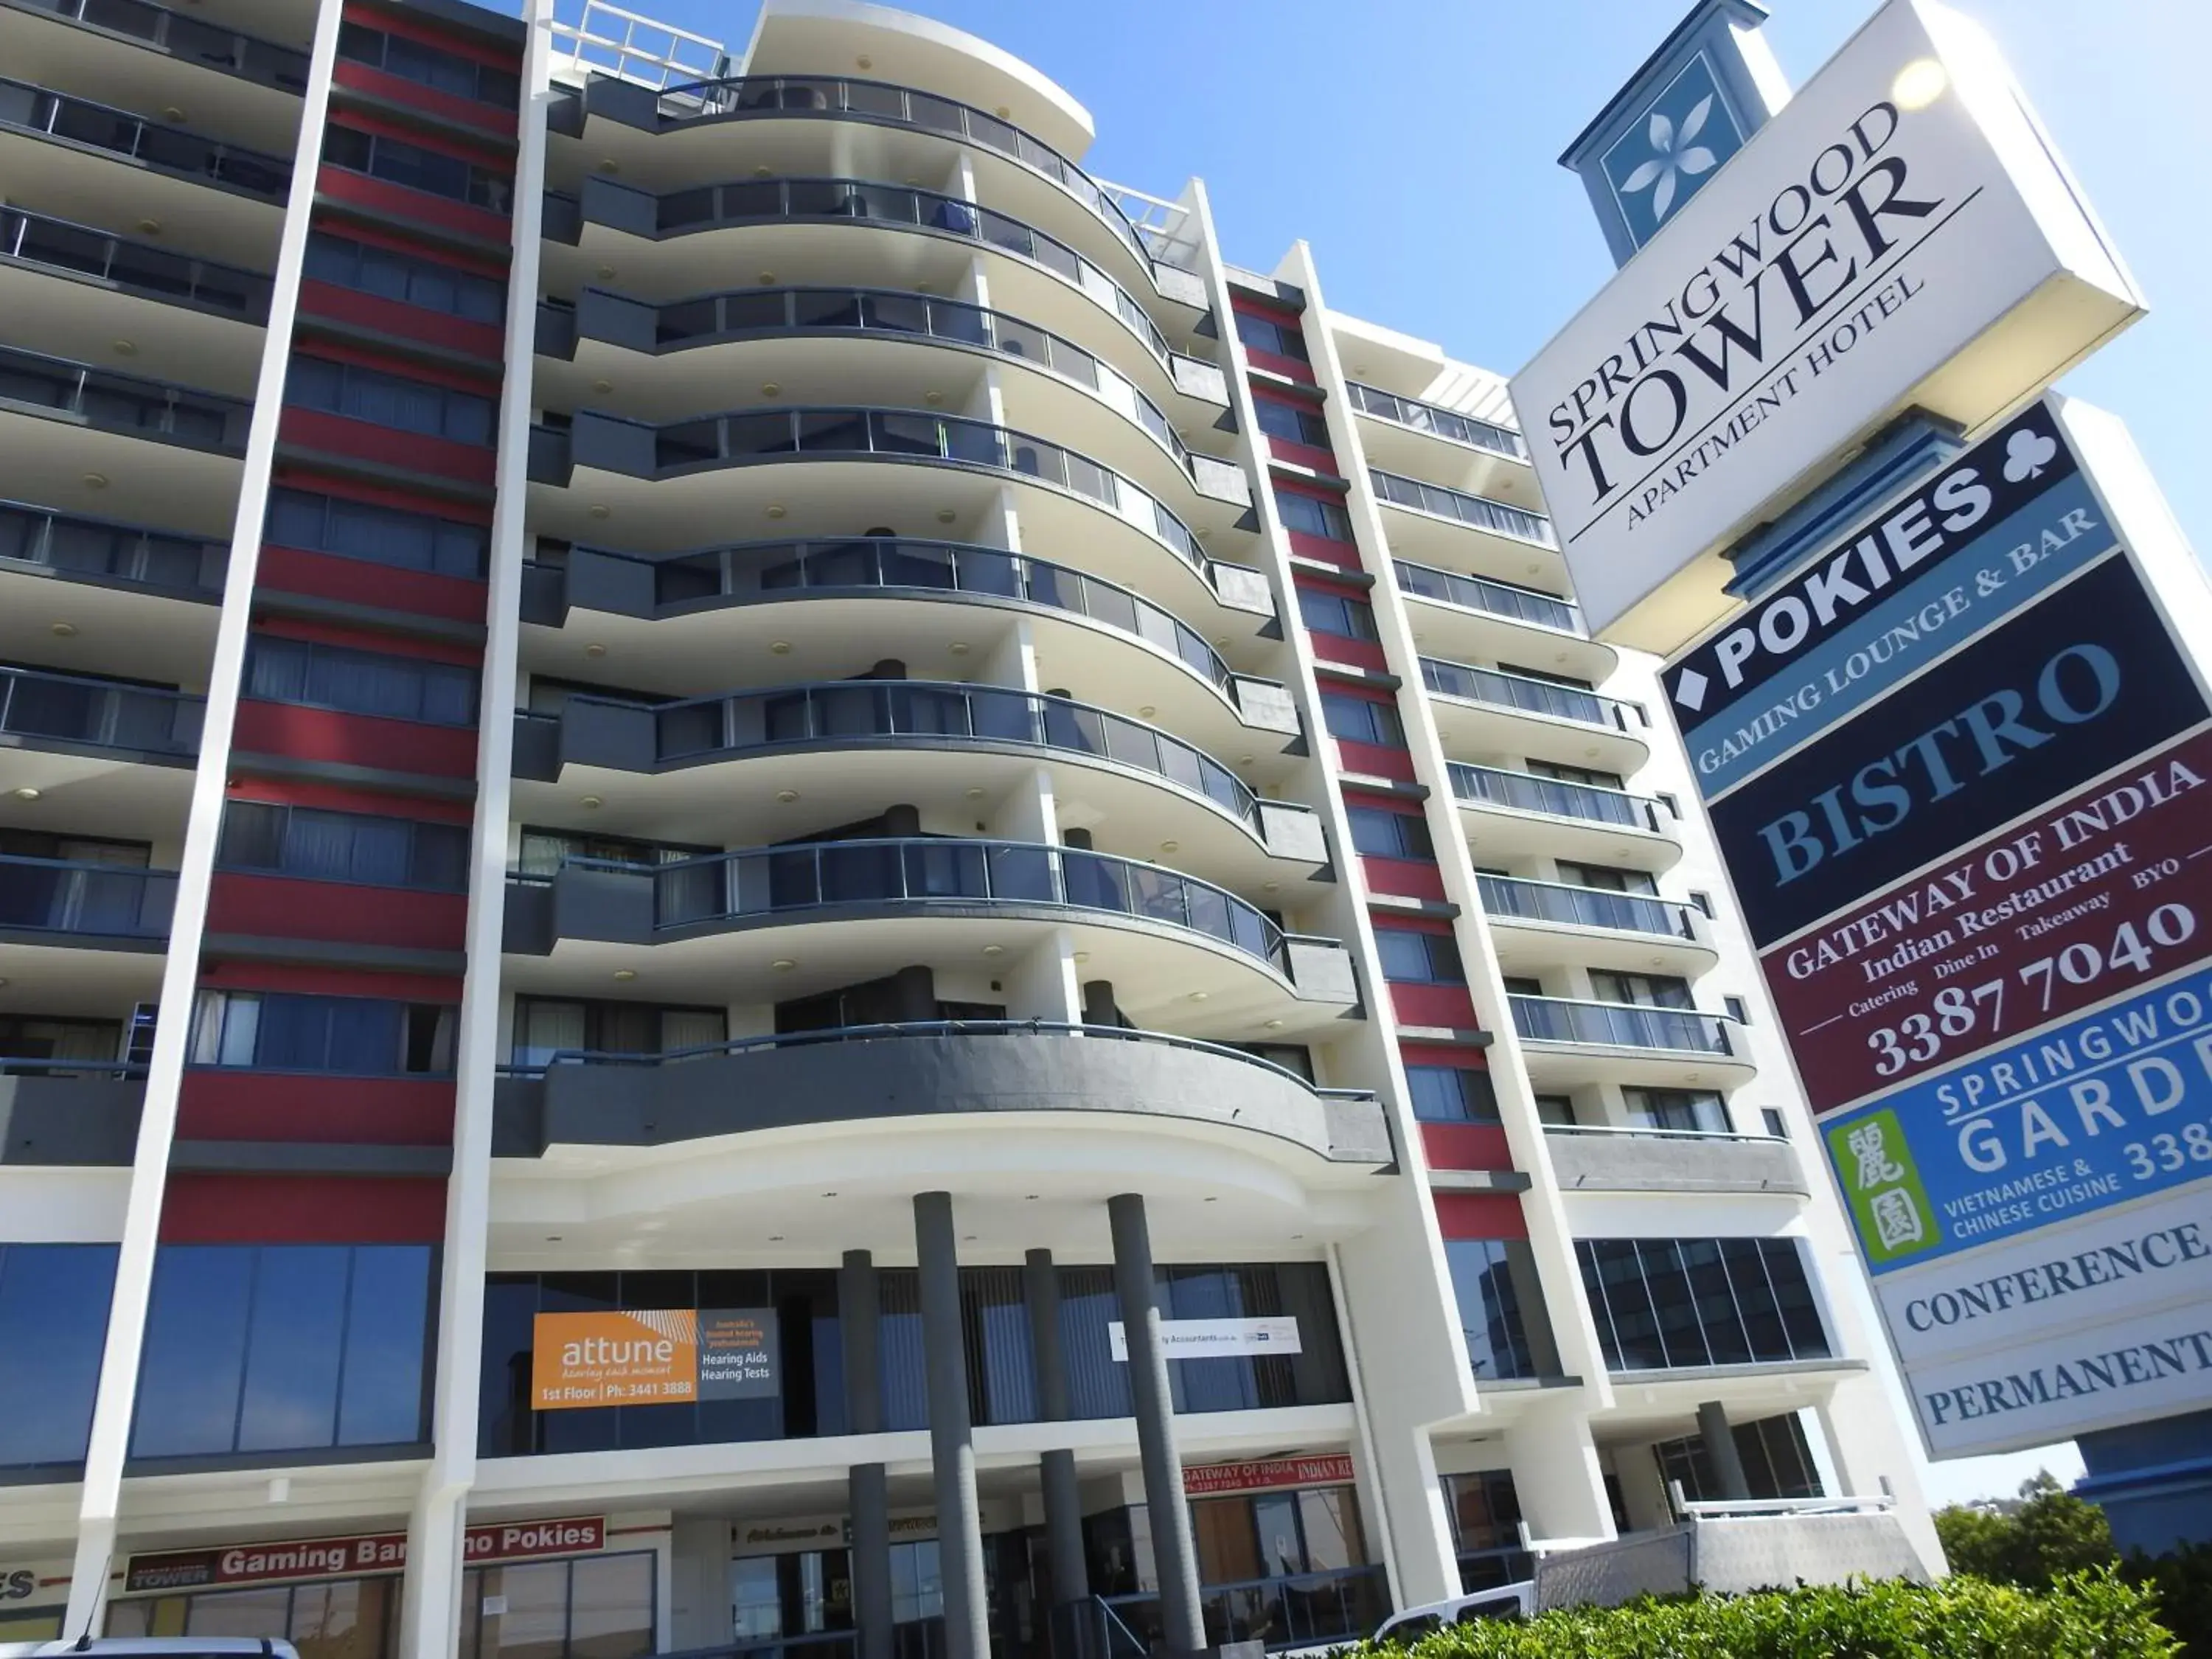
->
xmin=582 ymin=0 xmax=2211 ymax=1505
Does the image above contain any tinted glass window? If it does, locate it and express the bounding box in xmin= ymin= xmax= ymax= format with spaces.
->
xmin=1252 ymin=397 xmax=1328 ymax=447
xmin=1377 ymin=929 xmax=1464 ymax=984
xmin=321 ymin=124 xmax=511 ymax=213
xmin=338 ymin=21 xmax=520 ymax=106
xmin=220 ymin=799 xmax=470 ymax=890
xmin=1575 ymin=1236 xmax=1830 ymax=1371
xmin=285 ymin=355 xmax=494 ymax=444
xmin=1275 ymin=490 xmax=1352 ymax=540
xmin=1297 ymin=588 xmax=1377 ymax=641
xmin=1234 ymin=311 xmax=1307 ymax=361
xmin=1345 ymin=806 xmax=1431 ymax=860
xmin=1406 ymin=1065 xmax=1498 ymax=1123
xmin=266 ymin=486 xmax=487 ymax=578
xmin=0 ymin=1243 xmax=117 ymax=1470
xmin=1445 ymin=1239 xmax=1549 ymax=1380
xmin=304 ymin=231 xmax=506 ymax=323
xmin=1320 ymin=693 xmax=1402 ymax=748
xmin=246 ymin=635 xmax=479 ymax=726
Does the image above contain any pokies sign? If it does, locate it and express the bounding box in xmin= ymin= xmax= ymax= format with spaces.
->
xmin=122 ymin=1519 xmax=605 ymax=1593
xmin=531 ymin=1308 xmax=778 ymax=1411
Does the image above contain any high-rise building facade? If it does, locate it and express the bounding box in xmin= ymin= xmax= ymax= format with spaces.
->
xmin=0 ymin=0 xmax=1940 ymax=1653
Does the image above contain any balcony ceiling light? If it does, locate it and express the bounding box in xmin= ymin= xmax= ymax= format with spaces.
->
xmin=1073 ymin=950 xmax=1091 ymax=963
xmin=770 ymin=640 xmax=792 ymax=654
xmin=597 ymin=158 xmax=619 ymax=174
xmin=982 ymin=944 xmax=1005 ymax=957
xmin=924 ymin=392 xmax=943 ymax=407
xmin=592 ymin=378 xmax=613 ymax=393
xmin=760 ymin=383 xmax=780 ymax=397
xmin=1138 ymin=705 xmax=1155 ymax=718
xmin=136 ymin=218 xmax=161 ymax=236
xmin=948 ymin=641 xmax=970 ymax=656
xmin=588 ymin=504 xmax=611 ymax=519
xmin=81 ymin=472 xmax=107 ymax=489
xmin=49 ymin=622 xmax=76 ymax=638
xmin=583 ymin=642 xmax=607 ymax=657
xmin=12 ymin=787 xmax=40 ymax=801
xmin=597 ymin=265 xmax=616 ymax=279
xmin=766 ymin=504 xmax=787 ymax=519
xmin=1526 ymin=563 xmax=1541 ymax=575
xmin=162 ymin=105 xmax=185 ymax=122
xmin=1238 ymin=754 xmax=1255 ymax=766
xmin=936 ymin=509 xmax=956 ymax=525
xmin=964 ymin=786 xmax=984 ymax=799
xmin=612 ymin=968 xmax=637 ymax=981
xmin=776 ymin=789 xmax=799 ymax=804
xmin=756 ymin=267 xmax=775 ymax=281
xmin=773 ymin=959 xmax=797 ymax=972
xmin=1189 ymin=990 xmax=1208 ymax=1003
xmin=1159 ymin=840 xmax=1179 ymax=854
xmin=1265 ymin=1018 xmax=1284 ymax=1029
xmin=579 ymin=795 xmax=603 ymax=809
xmin=1213 ymin=636 xmax=1229 ymax=648
xmin=995 ymin=105 xmax=1010 ymax=119
xmin=1263 ymin=880 xmax=1280 ymax=893
xmin=855 ymin=54 xmax=872 ymax=68
xmin=754 ymin=166 xmax=772 ymax=179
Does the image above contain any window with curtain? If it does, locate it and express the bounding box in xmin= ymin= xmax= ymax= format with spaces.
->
xmin=0 ymin=1242 xmax=117 ymax=1470
xmin=1273 ymin=490 xmax=1352 ymax=540
xmin=285 ymin=355 xmax=495 ymax=444
xmin=1623 ymin=1087 xmax=1730 ymax=1133
xmin=1296 ymin=588 xmax=1378 ymax=641
xmin=1405 ymin=1065 xmax=1498 ymax=1123
xmin=246 ymin=635 xmax=479 ymax=726
xmin=1251 ymin=397 xmax=1329 ymax=447
xmin=128 ymin=1244 xmax=434 ymax=1459
xmin=1319 ymin=693 xmax=1403 ymax=748
xmin=1375 ymin=928 xmax=1464 ymax=984
xmin=265 ymin=486 xmax=488 ymax=577
xmin=303 ymin=231 xmax=507 ymax=322
xmin=1576 ymin=1237 xmax=1831 ymax=1372
xmin=219 ymin=800 xmax=469 ymax=890
xmin=336 ymin=21 xmax=521 ymax=106
xmin=1345 ymin=807 xmax=1432 ymax=860
xmin=509 ymin=998 xmax=728 ymax=1068
xmin=1234 ymin=313 xmax=1307 ymax=361
xmin=189 ymin=990 xmax=456 ymax=1074
xmin=321 ymin=123 xmax=511 ymax=212
xmin=1590 ymin=971 xmax=1696 ymax=1009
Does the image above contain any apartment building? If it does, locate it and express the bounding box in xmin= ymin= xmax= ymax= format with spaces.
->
xmin=0 ymin=0 xmax=1938 ymax=1653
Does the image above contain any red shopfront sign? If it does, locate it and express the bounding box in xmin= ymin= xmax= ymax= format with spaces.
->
xmin=123 ymin=1517 xmax=605 ymax=1593
xmin=1183 ymin=1455 xmax=1355 ymax=1498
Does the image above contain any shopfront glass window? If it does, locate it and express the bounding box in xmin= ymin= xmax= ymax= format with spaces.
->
xmin=459 ymin=1554 xmax=653 ymax=1659
xmin=114 ymin=1578 xmax=402 ymax=1659
xmin=889 ymin=1540 xmax=943 ymax=1625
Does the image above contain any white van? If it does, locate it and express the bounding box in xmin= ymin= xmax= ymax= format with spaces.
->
xmin=1372 ymin=1582 xmax=1535 ymax=1642
xmin=0 ymin=1641 xmax=302 ymax=1658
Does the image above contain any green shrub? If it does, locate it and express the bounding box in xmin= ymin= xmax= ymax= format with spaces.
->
xmin=2127 ymin=1543 xmax=2212 ymax=1659
xmin=1356 ymin=1571 xmax=2176 ymax=1659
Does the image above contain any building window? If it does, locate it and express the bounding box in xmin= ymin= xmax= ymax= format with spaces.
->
xmin=266 ymin=486 xmax=488 ymax=579
xmin=303 ymin=229 xmax=506 ymax=323
xmin=1274 ymin=489 xmax=1353 ymax=540
xmin=218 ymin=800 xmax=470 ymax=890
xmin=1405 ymin=1064 xmax=1498 ymax=1123
xmin=1725 ymin=995 xmax=1750 ymax=1024
xmin=1761 ymin=1107 xmax=1788 ymax=1140
xmin=1320 ymin=693 xmax=1403 ymax=748
xmin=336 ymin=21 xmax=521 ymax=106
xmin=1296 ymin=587 xmax=1378 ymax=641
xmin=1234 ymin=312 xmax=1308 ymax=361
xmin=1590 ymin=970 xmax=1695 ymax=1009
xmin=1654 ymin=1412 xmax=1823 ymax=1504
xmin=1689 ymin=890 xmax=1715 ymax=917
xmin=0 ymin=1242 xmax=117 ymax=1471
xmin=1622 ymin=1088 xmax=1730 ymax=1134
xmin=246 ymin=635 xmax=480 ymax=726
xmin=285 ymin=355 xmax=495 ymax=445
xmin=1576 ymin=1237 xmax=1831 ymax=1372
xmin=1252 ymin=397 xmax=1329 ymax=447
xmin=509 ymin=997 xmax=728 ymax=1068
xmin=1444 ymin=1471 xmax=1531 ymax=1592
xmin=189 ymin=991 xmax=456 ymax=1075
xmin=1376 ymin=928 xmax=1464 ymax=985
xmin=1534 ymin=1094 xmax=1578 ymax=1127
xmin=129 ymin=1244 xmax=436 ymax=1459
xmin=1527 ymin=759 xmax=1624 ymax=790
xmin=458 ymin=1552 xmax=655 ymax=1659
xmin=322 ymin=123 xmax=512 ymax=212
xmin=108 ymin=1579 xmax=403 ymax=1652
xmin=1554 ymin=860 xmax=1657 ymax=896
xmin=1345 ymin=806 xmax=1432 ymax=860
xmin=1444 ymin=1239 xmax=1552 ymax=1379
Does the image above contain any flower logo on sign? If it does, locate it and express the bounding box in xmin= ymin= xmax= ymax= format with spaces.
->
xmin=1619 ymin=96 xmax=1722 ymax=226
xmin=2003 ymin=427 xmax=2059 ymax=481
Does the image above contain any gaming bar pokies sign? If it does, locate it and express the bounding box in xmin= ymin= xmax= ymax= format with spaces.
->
xmin=1665 ymin=397 xmax=2212 ymax=1456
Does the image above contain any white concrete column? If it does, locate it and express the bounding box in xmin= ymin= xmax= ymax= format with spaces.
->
xmin=1610 ymin=1438 xmax=1674 ymax=1531
xmin=1502 ymin=1408 xmax=1617 ymax=1544
xmin=1363 ymin=1421 xmax=1460 ymax=1609
xmin=1004 ymin=930 xmax=1081 ymax=1023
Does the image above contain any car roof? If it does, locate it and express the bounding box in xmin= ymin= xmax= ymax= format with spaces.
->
xmin=0 ymin=1642 xmax=302 ymax=1656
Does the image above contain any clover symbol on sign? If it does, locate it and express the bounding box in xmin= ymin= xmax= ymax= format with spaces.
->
xmin=2003 ymin=427 xmax=2058 ymax=482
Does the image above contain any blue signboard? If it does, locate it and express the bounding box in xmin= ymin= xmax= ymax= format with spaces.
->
xmin=1826 ymin=962 xmax=2212 ymax=1273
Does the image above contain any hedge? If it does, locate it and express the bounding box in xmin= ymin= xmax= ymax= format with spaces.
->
xmin=1366 ymin=1570 xmax=2177 ymax=1659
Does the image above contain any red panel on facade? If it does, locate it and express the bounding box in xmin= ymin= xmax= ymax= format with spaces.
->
xmin=317 ymin=164 xmax=510 ymax=245
xmin=1360 ymin=855 xmax=1444 ymax=900
xmin=198 ymin=961 xmax=464 ymax=1001
xmin=1266 ymin=437 xmax=1338 ymax=472
xmin=332 ymin=58 xmax=517 ymax=138
xmin=224 ymin=776 xmax=476 ymax=824
xmin=279 ymin=406 xmax=496 ymax=488
xmin=178 ymin=1071 xmax=456 ymax=1146
xmin=299 ymin=276 xmax=505 ymax=364
xmin=1285 ymin=529 xmax=1360 ymax=570
xmin=234 ymin=699 xmax=480 ymax=778
xmin=1309 ymin=632 xmax=1388 ymax=672
xmin=207 ymin=872 xmax=467 ymax=952
xmin=257 ymin=541 xmax=487 ymax=625
xmin=1244 ymin=347 xmax=1313 ymax=384
xmin=1387 ymin=981 xmax=1478 ymax=1029
xmin=1420 ymin=1121 xmax=1514 ymax=1172
xmin=160 ymin=1175 xmax=448 ymax=1242
xmin=344 ymin=0 xmax=521 ymax=69
xmin=1331 ymin=737 xmax=1414 ymax=782
xmin=276 ymin=462 xmax=494 ymax=525
xmin=254 ymin=611 xmax=482 ymax=668
xmin=1432 ymin=1191 xmax=1528 ymax=1241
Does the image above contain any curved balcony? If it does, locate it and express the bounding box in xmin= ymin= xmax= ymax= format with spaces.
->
xmin=547 ymin=176 xmax=1225 ymax=415
xmin=524 ymin=538 xmax=1299 ymax=757
xmin=1393 ymin=560 xmax=1613 ymax=684
xmin=545 ymin=285 xmax=1246 ymax=526
xmin=1509 ymin=995 xmax=1752 ymax=1090
xmin=1543 ymin=1123 xmax=1806 ymax=1197
xmin=560 ymin=70 xmax=1205 ymax=319
xmin=0 ymin=661 xmax=201 ymax=839
xmin=529 ymin=406 xmax=1272 ymax=631
xmin=1449 ymin=762 xmax=1679 ymax=873
xmin=1475 ymin=874 xmax=1714 ymax=978
xmin=0 ymin=500 xmax=224 ymax=690
xmin=513 ymin=682 xmax=1326 ymax=888
xmin=0 ymin=80 xmax=290 ymax=262
xmin=1420 ymin=657 xmax=1648 ymax=775
xmin=493 ymin=1020 xmax=1391 ymax=1170
xmin=0 ymin=341 xmax=251 ymax=528
xmin=1370 ymin=467 xmax=1559 ymax=587
xmin=1343 ymin=382 xmax=1535 ymax=508
xmin=0 ymin=0 xmax=307 ymax=158
xmin=0 ymin=206 xmax=270 ymax=394
xmin=503 ymin=837 xmax=1359 ymax=1034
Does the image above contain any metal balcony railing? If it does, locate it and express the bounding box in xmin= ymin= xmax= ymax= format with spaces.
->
xmin=0 ymin=663 xmax=202 ymax=752
xmin=1449 ymin=763 xmax=1669 ymax=832
xmin=0 ymin=78 xmax=292 ymax=198
xmin=1344 ymin=381 xmax=1526 ymax=461
xmin=0 ymin=339 xmax=250 ymax=449
xmin=10 ymin=0 xmax=310 ymax=91
xmin=1370 ymin=469 xmax=1554 ymax=549
xmin=1392 ymin=559 xmax=1582 ymax=636
xmin=0 ymin=852 xmax=176 ymax=936
xmin=1510 ymin=995 xmax=1735 ymax=1056
xmin=0 ymin=498 xmax=226 ymax=593
xmin=1421 ymin=658 xmax=1638 ymax=731
xmin=634 ymin=285 xmax=1191 ymax=465
xmin=1476 ymin=874 xmax=1696 ymax=940
xmin=640 ymin=538 xmax=1237 ymax=695
xmin=641 ymin=681 xmax=1261 ymax=829
xmin=1 ymin=206 xmax=273 ymax=319
xmin=639 ymin=174 xmax=1176 ymax=367
xmin=627 ymin=406 xmax=1207 ymax=573
xmin=560 ymin=836 xmax=1296 ymax=975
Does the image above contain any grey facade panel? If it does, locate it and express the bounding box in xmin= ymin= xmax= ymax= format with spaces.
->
xmin=1545 ymin=1131 xmax=1809 ymax=1196
xmin=0 ymin=1074 xmax=143 ymax=1166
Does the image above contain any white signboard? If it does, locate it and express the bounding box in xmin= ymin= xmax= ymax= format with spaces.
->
xmin=1509 ymin=0 xmax=2142 ymax=653
xmin=1107 ymin=1317 xmax=1301 ymax=1362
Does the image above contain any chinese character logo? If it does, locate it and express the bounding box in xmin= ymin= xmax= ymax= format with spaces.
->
xmin=1601 ymin=55 xmax=1746 ymax=248
xmin=1829 ymin=1110 xmax=1938 ymax=1267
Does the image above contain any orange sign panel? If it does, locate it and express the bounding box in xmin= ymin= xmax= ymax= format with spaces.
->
xmin=531 ymin=1310 xmax=697 ymax=1409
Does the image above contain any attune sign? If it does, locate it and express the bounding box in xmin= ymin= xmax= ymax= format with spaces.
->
xmin=1509 ymin=0 xmax=2141 ymax=653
